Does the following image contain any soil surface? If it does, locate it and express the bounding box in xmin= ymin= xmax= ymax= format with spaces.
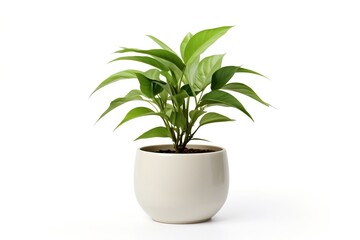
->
xmin=156 ymin=148 xmax=215 ymax=154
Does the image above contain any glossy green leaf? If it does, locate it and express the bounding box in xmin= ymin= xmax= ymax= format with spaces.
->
xmin=115 ymin=107 xmax=156 ymax=129
xmin=184 ymin=56 xmax=199 ymax=86
xmin=189 ymin=109 xmax=206 ymax=122
xmin=181 ymin=84 xmax=195 ymax=96
xmin=183 ymin=26 xmax=232 ymax=63
xmin=147 ymin=35 xmax=175 ymax=53
xmin=136 ymin=73 xmax=165 ymax=98
xmin=222 ymin=83 xmax=270 ymax=106
xmin=117 ymin=48 xmax=185 ymax=70
xmin=194 ymin=54 xmax=224 ymax=90
xmin=91 ymin=69 xmax=140 ymax=96
xmin=144 ymin=69 xmax=161 ymax=80
xmin=180 ymin=32 xmax=192 ymax=60
xmin=199 ymin=112 xmax=233 ymax=126
xmin=135 ymin=126 xmax=171 ymax=140
xmin=172 ymin=90 xmax=188 ymax=108
xmin=97 ymin=90 xmax=143 ymax=122
xmin=110 ymin=56 xmax=169 ymax=71
xmin=211 ymin=66 xmax=266 ymax=90
xmin=200 ymin=90 xmax=253 ymax=120
xmin=170 ymin=111 xmax=187 ymax=130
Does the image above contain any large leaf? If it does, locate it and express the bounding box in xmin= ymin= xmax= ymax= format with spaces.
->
xmin=110 ymin=56 xmax=169 ymax=71
xmin=135 ymin=126 xmax=171 ymax=140
xmin=117 ymin=48 xmax=185 ymax=71
xmin=97 ymin=90 xmax=143 ymax=122
xmin=147 ymin=35 xmax=175 ymax=53
xmin=222 ymin=83 xmax=270 ymax=106
xmin=194 ymin=54 xmax=224 ymax=90
xmin=91 ymin=69 xmax=140 ymax=96
xmin=180 ymin=32 xmax=192 ymax=60
xmin=136 ymin=73 xmax=165 ymax=98
xmin=183 ymin=26 xmax=232 ymax=63
xmin=211 ymin=66 xmax=266 ymax=90
xmin=184 ymin=56 xmax=199 ymax=86
xmin=199 ymin=112 xmax=233 ymax=126
xmin=200 ymin=90 xmax=253 ymax=120
xmin=115 ymin=107 xmax=156 ymax=129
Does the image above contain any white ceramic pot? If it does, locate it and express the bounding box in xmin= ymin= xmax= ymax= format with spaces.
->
xmin=134 ymin=144 xmax=229 ymax=224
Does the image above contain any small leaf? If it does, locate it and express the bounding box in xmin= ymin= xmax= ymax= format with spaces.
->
xmin=200 ymin=90 xmax=253 ymax=121
xmin=194 ymin=54 xmax=224 ymax=90
xmin=115 ymin=107 xmax=156 ymax=129
xmin=91 ymin=69 xmax=140 ymax=96
xmin=97 ymin=90 xmax=143 ymax=122
xmin=110 ymin=56 xmax=169 ymax=71
xmin=147 ymin=35 xmax=175 ymax=53
xmin=181 ymin=84 xmax=196 ymax=96
xmin=135 ymin=126 xmax=171 ymax=140
xmin=184 ymin=26 xmax=232 ymax=63
xmin=222 ymin=83 xmax=270 ymax=106
xmin=180 ymin=32 xmax=192 ymax=60
xmin=116 ymin=48 xmax=185 ymax=71
xmin=199 ymin=112 xmax=233 ymax=126
xmin=136 ymin=73 xmax=165 ymax=98
xmin=189 ymin=109 xmax=206 ymax=125
xmin=211 ymin=66 xmax=266 ymax=90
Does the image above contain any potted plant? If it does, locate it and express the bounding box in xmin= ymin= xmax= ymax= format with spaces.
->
xmin=91 ymin=26 xmax=269 ymax=224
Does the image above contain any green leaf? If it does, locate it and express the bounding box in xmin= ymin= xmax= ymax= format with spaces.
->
xmin=189 ymin=109 xmax=206 ymax=123
xmin=222 ymin=83 xmax=270 ymax=106
xmin=147 ymin=35 xmax=175 ymax=53
xmin=183 ymin=26 xmax=232 ymax=63
xmin=184 ymin=56 xmax=199 ymax=86
xmin=181 ymin=84 xmax=196 ymax=96
xmin=199 ymin=112 xmax=233 ymax=126
xmin=91 ymin=69 xmax=140 ymax=96
xmin=136 ymin=73 xmax=165 ymax=98
xmin=172 ymin=90 xmax=189 ymax=108
xmin=135 ymin=126 xmax=171 ymax=140
xmin=117 ymin=48 xmax=185 ymax=71
xmin=180 ymin=32 xmax=192 ymax=60
xmin=170 ymin=111 xmax=187 ymax=130
xmin=200 ymin=90 xmax=253 ymax=120
xmin=194 ymin=54 xmax=224 ymax=90
xmin=97 ymin=90 xmax=143 ymax=122
xmin=115 ymin=107 xmax=156 ymax=129
xmin=160 ymin=71 xmax=177 ymax=88
xmin=110 ymin=56 xmax=169 ymax=71
xmin=211 ymin=66 xmax=266 ymax=90
xmin=144 ymin=69 xmax=161 ymax=80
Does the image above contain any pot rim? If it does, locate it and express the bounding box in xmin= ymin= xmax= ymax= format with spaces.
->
xmin=138 ymin=144 xmax=225 ymax=155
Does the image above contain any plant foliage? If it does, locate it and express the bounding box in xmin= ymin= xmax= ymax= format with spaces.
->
xmin=92 ymin=26 xmax=269 ymax=153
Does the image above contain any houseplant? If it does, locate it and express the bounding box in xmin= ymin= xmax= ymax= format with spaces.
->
xmin=92 ymin=26 xmax=269 ymax=223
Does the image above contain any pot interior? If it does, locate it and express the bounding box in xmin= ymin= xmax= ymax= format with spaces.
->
xmin=140 ymin=144 xmax=223 ymax=153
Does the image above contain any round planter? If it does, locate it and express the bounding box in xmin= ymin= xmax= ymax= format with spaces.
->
xmin=134 ymin=144 xmax=229 ymax=224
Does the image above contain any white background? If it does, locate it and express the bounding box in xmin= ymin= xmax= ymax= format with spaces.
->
xmin=1 ymin=0 xmax=359 ymax=239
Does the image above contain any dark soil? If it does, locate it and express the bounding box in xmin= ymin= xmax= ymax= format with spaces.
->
xmin=156 ymin=148 xmax=215 ymax=154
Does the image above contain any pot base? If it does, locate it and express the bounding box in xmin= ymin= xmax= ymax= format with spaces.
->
xmin=152 ymin=217 xmax=211 ymax=224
